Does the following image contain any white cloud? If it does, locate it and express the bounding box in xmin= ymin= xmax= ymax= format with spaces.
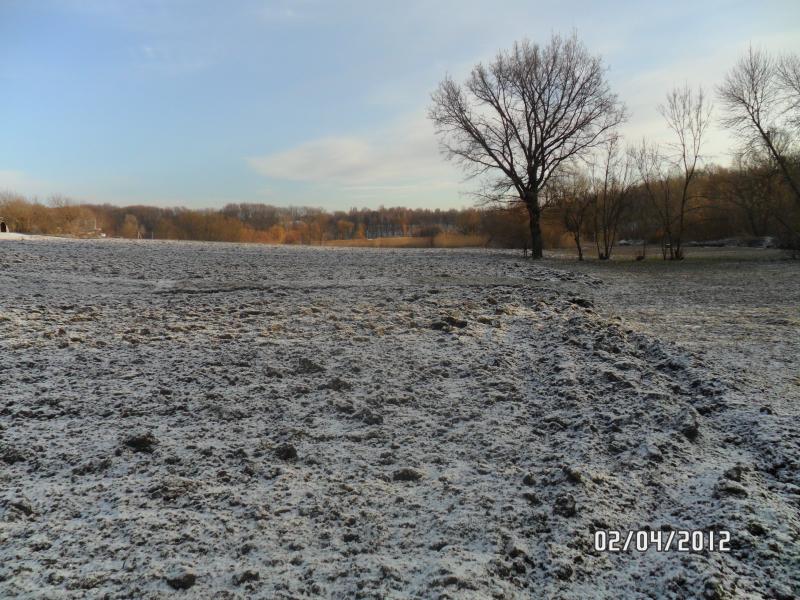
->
xmin=132 ymin=42 xmax=217 ymax=74
xmin=0 ymin=170 xmax=29 ymax=191
xmin=0 ymin=170 xmax=55 ymax=198
xmin=247 ymin=114 xmax=461 ymax=196
xmin=258 ymin=2 xmax=304 ymax=22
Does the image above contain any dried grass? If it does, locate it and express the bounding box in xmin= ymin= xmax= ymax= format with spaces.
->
xmin=325 ymin=234 xmax=490 ymax=249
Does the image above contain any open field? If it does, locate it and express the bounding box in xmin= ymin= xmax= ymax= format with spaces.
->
xmin=1 ymin=239 xmax=798 ymax=598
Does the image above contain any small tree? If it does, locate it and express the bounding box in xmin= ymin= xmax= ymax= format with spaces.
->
xmin=587 ymin=136 xmax=634 ymax=259
xmin=632 ymin=86 xmax=711 ymax=260
xmin=120 ymin=214 xmax=140 ymax=238
xmin=429 ymin=32 xmax=625 ymax=258
xmin=552 ymin=172 xmax=592 ymax=260
xmin=633 ymin=141 xmax=676 ymax=259
xmin=658 ymin=85 xmax=712 ymax=259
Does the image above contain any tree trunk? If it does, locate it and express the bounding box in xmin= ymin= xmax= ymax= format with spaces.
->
xmin=526 ymin=192 xmax=543 ymax=259
xmin=574 ymin=233 xmax=583 ymax=260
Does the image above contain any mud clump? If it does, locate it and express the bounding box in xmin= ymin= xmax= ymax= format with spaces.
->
xmin=393 ymin=467 xmax=423 ymax=482
xmin=122 ymin=432 xmax=157 ymax=453
xmin=72 ymin=457 xmax=112 ymax=476
xmin=0 ymin=444 xmax=26 ymax=465
xmin=275 ymin=443 xmax=298 ymax=461
xmin=569 ymin=296 xmax=593 ymax=309
xmin=295 ymin=358 xmax=325 ymax=374
xmin=232 ymin=570 xmax=260 ymax=586
xmin=165 ymin=567 xmax=196 ymax=590
xmin=320 ymin=377 xmax=352 ymax=391
xmin=9 ymin=500 xmax=34 ymax=516
xmin=679 ymin=407 xmax=701 ymax=441
xmin=444 ymin=315 xmax=468 ymax=328
xmin=553 ymin=493 xmax=577 ymax=517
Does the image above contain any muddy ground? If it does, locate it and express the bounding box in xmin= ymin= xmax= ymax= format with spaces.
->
xmin=1 ymin=239 xmax=797 ymax=598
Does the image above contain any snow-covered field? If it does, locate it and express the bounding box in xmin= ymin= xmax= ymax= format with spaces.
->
xmin=1 ymin=238 xmax=797 ymax=599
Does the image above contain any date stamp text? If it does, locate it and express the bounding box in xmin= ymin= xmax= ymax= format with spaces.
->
xmin=594 ymin=529 xmax=731 ymax=552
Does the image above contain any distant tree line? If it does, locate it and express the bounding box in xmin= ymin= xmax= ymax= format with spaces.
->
xmin=0 ymin=195 xmax=530 ymax=247
xmin=1 ymin=156 xmax=796 ymax=254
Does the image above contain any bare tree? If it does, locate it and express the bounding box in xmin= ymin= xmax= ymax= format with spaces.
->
xmin=120 ymin=214 xmax=141 ymax=239
xmin=718 ymin=47 xmax=800 ymax=206
xmin=429 ymin=32 xmax=625 ymax=258
xmin=552 ymin=172 xmax=592 ymax=260
xmin=633 ymin=141 xmax=679 ymax=259
xmin=654 ymin=85 xmax=712 ymax=259
xmin=587 ymin=136 xmax=634 ymax=259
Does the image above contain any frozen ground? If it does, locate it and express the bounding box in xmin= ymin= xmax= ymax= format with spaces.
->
xmin=0 ymin=239 xmax=797 ymax=599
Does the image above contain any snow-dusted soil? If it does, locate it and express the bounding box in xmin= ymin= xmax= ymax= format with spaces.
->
xmin=1 ymin=239 xmax=797 ymax=599
xmin=0 ymin=232 xmax=31 ymax=241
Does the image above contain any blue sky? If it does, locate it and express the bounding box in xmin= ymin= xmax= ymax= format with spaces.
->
xmin=1 ymin=0 xmax=798 ymax=209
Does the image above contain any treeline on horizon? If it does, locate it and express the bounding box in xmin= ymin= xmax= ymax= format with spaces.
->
xmin=0 ymin=153 xmax=797 ymax=255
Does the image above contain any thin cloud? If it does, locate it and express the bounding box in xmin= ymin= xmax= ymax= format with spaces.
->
xmin=0 ymin=170 xmax=55 ymax=198
xmin=0 ymin=170 xmax=29 ymax=191
xmin=132 ymin=42 xmax=217 ymax=74
xmin=247 ymin=115 xmax=461 ymax=192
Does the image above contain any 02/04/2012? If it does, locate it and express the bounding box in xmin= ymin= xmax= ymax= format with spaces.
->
xmin=594 ymin=529 xmax=731 ymax=552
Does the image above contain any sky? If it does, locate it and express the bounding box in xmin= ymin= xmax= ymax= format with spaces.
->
xmin=1 ymin=0 xmax=798 ymax=210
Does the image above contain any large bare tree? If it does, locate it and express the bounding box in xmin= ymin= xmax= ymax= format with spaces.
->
xmin=718 ymin=46 xmax=800 ymax=206
xmin=429 ymin=32 xmax=625 ymax=258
